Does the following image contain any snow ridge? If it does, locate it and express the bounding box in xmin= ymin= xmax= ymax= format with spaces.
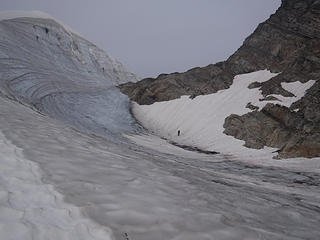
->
xmin=0 ymin=10 xmax=78 ymax=36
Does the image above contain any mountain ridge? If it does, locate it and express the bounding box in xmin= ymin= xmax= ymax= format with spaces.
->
xmin=120 ymin=0 xmax=320 ymax=158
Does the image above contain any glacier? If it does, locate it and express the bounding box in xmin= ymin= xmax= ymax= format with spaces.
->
xmin=0 ymin=12 xmax=320 ymax=240
xmin=0 ymin=14 xmax=139 ymax=140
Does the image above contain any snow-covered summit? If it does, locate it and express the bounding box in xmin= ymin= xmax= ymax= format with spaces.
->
xmin=0 ymin=10 xmax=78 ymax=35
xmin=0 ymin=10 xmax=52 ymax=20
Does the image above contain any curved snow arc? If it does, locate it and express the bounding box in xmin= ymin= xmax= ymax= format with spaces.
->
xmin=0 ymin=14 xmax=139 ymax=139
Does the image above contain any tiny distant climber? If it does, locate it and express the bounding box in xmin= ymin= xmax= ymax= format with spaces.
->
xmin=178 ymin=130 xmax=181 ymax=136
xmin=124 ymin=233 xmax=130 ymax=240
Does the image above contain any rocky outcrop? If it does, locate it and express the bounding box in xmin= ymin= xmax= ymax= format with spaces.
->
xmin=119 ymin=63 xmax=230 ymax=105
xmin=224 ymin=102 xmax=320 ymax=158
xmin=120 ymin=0 xmax=320 ymax=158
xmin=120 ymin=0 xmax=320 ymax=105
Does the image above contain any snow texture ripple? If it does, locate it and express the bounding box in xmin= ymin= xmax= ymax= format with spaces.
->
xmin=0 ymin=14 xmax=139 ymax=140
xmin=0 ymin=130 xmax=113 ymax=240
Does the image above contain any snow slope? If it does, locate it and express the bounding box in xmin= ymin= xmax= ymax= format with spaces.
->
xmin=133 ymin=70 xmax=316 ymax=159
xmin=2 ymin=88 xmax=320 ymax=240
xmin=0 ymin=130 xmax=113 ymax=240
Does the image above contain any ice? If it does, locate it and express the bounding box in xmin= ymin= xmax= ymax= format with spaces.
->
xmin=0 ymin=15 xmax=139 ymax=140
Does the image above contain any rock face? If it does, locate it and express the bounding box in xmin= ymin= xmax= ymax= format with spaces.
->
xmin=223 ymin=103 xmax=320 ymax=158
xmin=120 ymin=0 xmax=320 ymax=158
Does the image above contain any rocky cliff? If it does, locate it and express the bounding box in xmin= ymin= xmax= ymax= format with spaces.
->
xmin=120 ymin=0 xmax=320 ymax=158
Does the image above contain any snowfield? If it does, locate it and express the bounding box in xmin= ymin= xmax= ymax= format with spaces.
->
xmin=133 ymin=70 xmax=316 ymax=160
xmin=0 ymin=131 xmax=113 ymax=240
xmin=2 ymin=88 xmax=320 ymax=240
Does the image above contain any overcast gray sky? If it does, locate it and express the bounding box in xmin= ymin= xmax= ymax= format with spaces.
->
xmin=1 ymin=0 xmax=281 ymax=78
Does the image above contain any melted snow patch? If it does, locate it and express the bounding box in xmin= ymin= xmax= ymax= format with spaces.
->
xmin=132 ymin=70 xmax=315 ymax=159
xmin=282 ymin=80 xmax=315 ymax=98
xmin=254 ymin=80 xmax=316 ymax=109
xmin=0 ymin=131 xmax=113 ymax=240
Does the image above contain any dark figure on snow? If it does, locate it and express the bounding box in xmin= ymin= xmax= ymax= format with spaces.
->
xmin=178 ymin=130 xmax=180 ymax=136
